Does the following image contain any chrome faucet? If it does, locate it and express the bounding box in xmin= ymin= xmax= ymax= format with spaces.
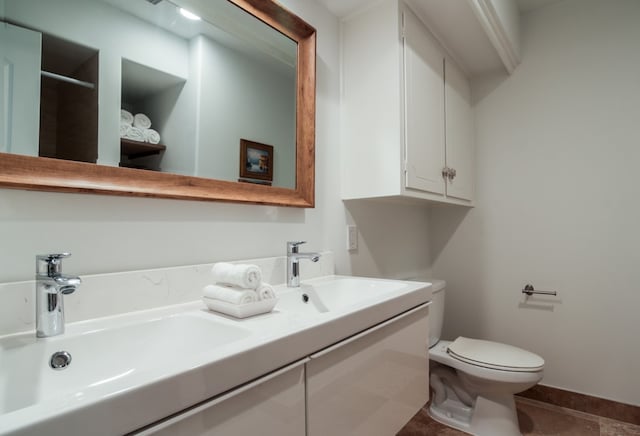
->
xmin=36 ymin=253 xmax=81 ymax=338
xmin=287 ymin=241 xmax=320 ymax=287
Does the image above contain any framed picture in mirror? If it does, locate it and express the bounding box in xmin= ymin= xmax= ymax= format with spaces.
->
xmin=239 ymin=139 xmax=273 ymax=183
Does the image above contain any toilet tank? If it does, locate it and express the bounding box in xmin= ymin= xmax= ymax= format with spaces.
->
xmin=428 ymin=280 xmax=446 ymax=348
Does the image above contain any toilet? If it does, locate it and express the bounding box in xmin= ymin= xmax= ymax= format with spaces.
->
xmin=428 ymin=280 xmax=544 ymax=436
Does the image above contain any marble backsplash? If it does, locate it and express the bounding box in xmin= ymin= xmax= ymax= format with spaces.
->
xmin=0 ymin=251 xmax=334 ymax=336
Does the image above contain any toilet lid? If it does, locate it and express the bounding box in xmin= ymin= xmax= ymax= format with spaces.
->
xmin=447 ymin=337 xmax=544 ymax=372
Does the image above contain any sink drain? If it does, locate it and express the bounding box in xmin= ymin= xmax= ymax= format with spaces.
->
xmin=50 ymin=351 xmax=72 ymax=370
xmin=302 ymin=293 xmax=310 ymax=303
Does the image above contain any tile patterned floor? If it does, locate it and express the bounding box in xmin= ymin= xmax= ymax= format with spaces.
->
xmin=397 ymin=398 xmax=640 ymax=436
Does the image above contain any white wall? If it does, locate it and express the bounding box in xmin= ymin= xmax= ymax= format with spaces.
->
xmin=0 ymin=0 xmax=432 ymax=293
xmin=431 ymin=0 xmax=640 ymax=406
xmin=143 ymin=78 xmax=196 ymax=175
xmin=194 ymin=34 xmax=296 ymax=188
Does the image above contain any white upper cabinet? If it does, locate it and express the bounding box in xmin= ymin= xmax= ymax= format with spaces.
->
xmin=341 ymin=0 xmax=474 ymax=206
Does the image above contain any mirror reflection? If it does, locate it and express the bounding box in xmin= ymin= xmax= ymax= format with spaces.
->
xmin=0 ymin=0 xmax=297 ymax=189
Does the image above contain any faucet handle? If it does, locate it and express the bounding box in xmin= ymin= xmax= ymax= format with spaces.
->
xmin=36 ymin=253 xmax=72 ymax=276
xmin=287 ymin=241 xmax=306 ymax=253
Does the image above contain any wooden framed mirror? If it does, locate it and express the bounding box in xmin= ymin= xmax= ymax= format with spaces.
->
xmin=0 ymin=0 xmax=316 ymax=207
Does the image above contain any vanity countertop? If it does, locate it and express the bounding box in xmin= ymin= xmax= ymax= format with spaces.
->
xmin=0 ymin=275 xmax=432 ymax=435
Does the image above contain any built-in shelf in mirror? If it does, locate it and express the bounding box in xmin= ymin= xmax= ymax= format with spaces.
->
xmin=39 ymin=34 xmax=99 ymax=164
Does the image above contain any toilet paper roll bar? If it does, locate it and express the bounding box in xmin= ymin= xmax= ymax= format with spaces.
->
xmin=522 ymin=284 xmax=557 ymax=296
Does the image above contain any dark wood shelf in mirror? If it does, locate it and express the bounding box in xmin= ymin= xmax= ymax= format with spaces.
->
xmin=120 ymin=139 xmax=166 ymax=159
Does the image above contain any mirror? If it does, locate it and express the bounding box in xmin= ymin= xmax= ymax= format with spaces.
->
xmin=0 ymin=0 xmax=316 ymax=207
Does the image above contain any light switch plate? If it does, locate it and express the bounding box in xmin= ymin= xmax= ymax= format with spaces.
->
xmin=347 ymin=225 xmax=358 ymax=251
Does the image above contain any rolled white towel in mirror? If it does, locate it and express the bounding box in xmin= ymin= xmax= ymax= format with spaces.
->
xmin=119 ymin=123 xmax=131 ymax=138
xmin=256 ymin=283 xmax=276 ymax=300
xmin=144 ymin=128 xmax=161 ymax=144
xmin=124 ymin=126 xmax=145 ymax=142
xmin=120 ymin=109 xmax=134 ymax=126
xmin=203 ymin=284 xmax=258 ymax=305
xmin=133 ymin=113 xmax=152 ymax=129
xmin=211 ymin=262 xmax=262 ymax=289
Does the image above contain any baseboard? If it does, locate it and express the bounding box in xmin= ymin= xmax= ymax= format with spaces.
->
xmin=517 ymin=384 xmax=640 ymax=426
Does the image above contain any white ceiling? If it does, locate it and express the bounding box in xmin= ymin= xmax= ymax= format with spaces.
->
xmin=315 ymin=0 xmax=565 ymax=75
xmin=316 ymin=0 xmax=564 ymax=19
xmin=315 ymin=0 xmax=366 ymax=18
xmin=102 ymin=0 xmax=297 ymax=69
xmin=517 ymin=0 xmax=564 ymax=13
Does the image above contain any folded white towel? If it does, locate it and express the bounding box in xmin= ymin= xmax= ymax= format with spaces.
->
xmin=202 ymin=296 xmax=277 ymax=318
xmin=256 ymin=283 xmax=276 ymax=300
xmin=133 ymin=113 xmax=152 ymax=129
xmin=119 ymin=123 xmax=131 ymax=138
xmin=212 ymin=263 xmax=262 ymax=289
xmin=124 ymin=126 xmax=145 ymax=142
xmin=203 ymin=284 xmax=258 ymax=305
xmin=120 ymin=109 xmax=133 ymax=126
xmin=144 ymin=128 xmax=161 ymax=144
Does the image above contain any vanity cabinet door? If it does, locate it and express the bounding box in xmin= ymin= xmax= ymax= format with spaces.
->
xmin=134 ymin=360 xmax=306 ymax=436
xmin=306 ymin=304 xmax=429 ymax=436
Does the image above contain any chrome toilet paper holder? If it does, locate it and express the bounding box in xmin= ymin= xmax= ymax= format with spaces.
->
xmin=522 ymin=284 xmax=557 ymax=296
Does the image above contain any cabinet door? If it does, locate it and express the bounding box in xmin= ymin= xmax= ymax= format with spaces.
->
xmin=306 ymin=305 xmax=429 ymax=436
xmin=444 ymin=58 xmax=474 ymax=201
xmin=403 ymin=8 xmax=445 ymax=195
xmin=0 ymin=23 xmax=41 ymax=156
xmin=134 ymin=360 xmax=306 ymax=436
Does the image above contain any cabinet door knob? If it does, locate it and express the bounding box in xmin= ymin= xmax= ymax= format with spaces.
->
xmin=442 ymin=167 xmax=456 ymax=181
xmin=448 ymin=168 xmax=457 ymax=181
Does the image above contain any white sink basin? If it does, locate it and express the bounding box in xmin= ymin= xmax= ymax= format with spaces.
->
xmin=0 ymin=312 xmax=250 ymax=415
xmin=276 ymin=276 xmax=420 ymax=314
xmin=276 ymin=288 xmax=329 ymax=314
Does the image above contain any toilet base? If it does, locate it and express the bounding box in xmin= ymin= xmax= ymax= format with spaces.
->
xmin=429 ymin=393 xmax=521 ymax=436
xmin=429 ymin=397 xmax=473 ymax=434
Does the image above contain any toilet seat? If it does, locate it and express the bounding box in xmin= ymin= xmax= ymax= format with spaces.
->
xmin=447 ymin=337 xmax=544 ymax=372
xmin=430 ymin=340 xmax=543 ymax=384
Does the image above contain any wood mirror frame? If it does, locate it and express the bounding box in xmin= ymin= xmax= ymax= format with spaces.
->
xmin=0 ymin=0 xmax=316 ymax=208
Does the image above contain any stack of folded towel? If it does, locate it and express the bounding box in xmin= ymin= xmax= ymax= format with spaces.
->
xmin=202 ymin=262 xmax=277 ymax=318
xmin=120 ymin=109 xmax=161 ymax=144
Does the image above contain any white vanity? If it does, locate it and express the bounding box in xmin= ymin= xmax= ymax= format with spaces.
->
xmin=0 ymin=273 xmax=431 ymax=435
